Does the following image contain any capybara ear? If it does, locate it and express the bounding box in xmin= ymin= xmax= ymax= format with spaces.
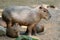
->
xmin=46 ymin=5 xmax=55 ymax=8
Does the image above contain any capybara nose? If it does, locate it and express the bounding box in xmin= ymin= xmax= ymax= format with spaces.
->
xmin=49 ymin=15 xmax=51 ymax=18
xmin=48 ymin=15 xmax=51 ymax=20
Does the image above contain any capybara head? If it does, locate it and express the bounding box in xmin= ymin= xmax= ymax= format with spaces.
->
xmin=35 ymin=5 xmax=51 ymax=20
xmin=6 ymin=28 xmax=18 ymax=38
xmin=40 ymin=6 xmax=51 ymax=20
xmin=6 ymin=23 xmax=20 ymax=38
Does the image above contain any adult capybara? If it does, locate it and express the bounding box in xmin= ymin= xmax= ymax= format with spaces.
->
xmin=2 ymin=5 xmax=51 ymax=37
xmin=0 ymin=17 xmax=7 ymax=28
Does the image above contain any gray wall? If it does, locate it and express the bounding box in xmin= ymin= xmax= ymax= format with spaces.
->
xmin=0 ymin=0 xmax=60 ymax=8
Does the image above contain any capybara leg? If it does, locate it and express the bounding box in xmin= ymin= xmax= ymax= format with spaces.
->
xmin=28 ymin=26 xmax=32 ymax=36
xmin=28 ymin=24 xmax=36 ymax=36
xmin=33 ymin=27 xmax=37 ymax=36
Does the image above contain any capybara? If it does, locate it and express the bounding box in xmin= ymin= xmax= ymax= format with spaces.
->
xmin=2 ymin=5 xmax=51 ymax=37
xmin=0 ymin=17 xmax=7 ymax=28
xmin=6 ymin=23 xmax=20 ymax=38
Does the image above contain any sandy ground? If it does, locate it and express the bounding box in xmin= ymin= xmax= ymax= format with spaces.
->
xmin=0 ymin=8 xmax=60 ymax=40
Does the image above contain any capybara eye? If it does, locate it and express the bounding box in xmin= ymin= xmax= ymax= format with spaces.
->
xmin=44 ymin=10 xmax=46 ymax=12
xmin=39 ymin=7 xmax=42 ymax=9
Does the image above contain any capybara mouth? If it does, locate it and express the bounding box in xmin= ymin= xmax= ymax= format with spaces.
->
xmin=45 ymin=16 xmax=51 ymax=20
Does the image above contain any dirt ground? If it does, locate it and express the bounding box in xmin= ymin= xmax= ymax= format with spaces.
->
xmin=0 ymin=8 xmax=60 ymax=40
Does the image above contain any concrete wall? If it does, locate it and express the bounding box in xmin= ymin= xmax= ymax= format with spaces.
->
xmin=0 ymin=0 xmax=59 ymax=8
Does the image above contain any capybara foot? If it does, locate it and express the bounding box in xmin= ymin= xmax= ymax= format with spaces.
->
xmin=34 ymin=33 xmax=38 ymax=36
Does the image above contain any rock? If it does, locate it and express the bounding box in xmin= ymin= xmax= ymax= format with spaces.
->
xmin=0 ymin=26 xmax=6 ymax=36
xmin=36 ymin=25 xmax=44 ymax=33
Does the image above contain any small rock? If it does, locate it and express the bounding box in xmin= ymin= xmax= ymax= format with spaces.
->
xmin=0 ymin=26 xmax=6 ymax=36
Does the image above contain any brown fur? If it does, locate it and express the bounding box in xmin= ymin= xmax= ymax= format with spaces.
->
xmin=6 ymin=23 xmax=20 ymax=38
